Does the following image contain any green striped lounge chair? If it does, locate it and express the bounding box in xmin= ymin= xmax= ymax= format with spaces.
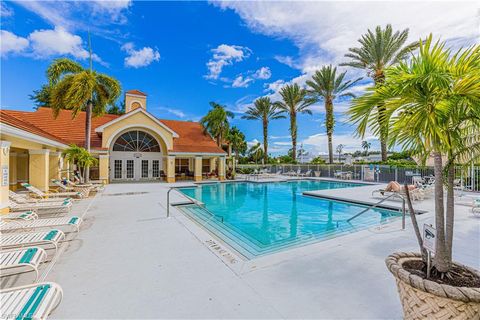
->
xmin=0 ymin=211 xmax=38 ymax=221
xmin=1 ymin=217 xmax=82 ymax=233
xmin=0 ymin=282 xmax=63 ymax=319
xmin=0 ymin=247 xmax=47 ymax=281
xmin=21 ymin=183 xmax=83 ymax=199
xmin=9 ymin=200 xmax=72 ymax=215
xmin=0 ymin=229 xmax=66 ymax=252
xmin=9 ymin=190 xmax=73 ymax=204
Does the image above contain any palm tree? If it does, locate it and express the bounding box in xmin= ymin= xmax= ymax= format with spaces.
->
xmin=349 ymin=35 xmax=480 ymax=275
xmin=47 ymin=58 xmax=121 ymax=182
xmin=227 ymin=126 xmax=247 ymax=159
xmin=361 ymin=140 xmax=371 ymax=156
xmin=336 ymin=144 xmax=345 ymax=162
xmin=200 ymin=102 xmax=234 ymax=147
xmin=248 ymin=142 xmax=264 ymax=164
xmin=62 ymin=144 xmax=98 ymax=183
xmin=274 ymin=84 xmax=315 ymax=162
xmin=341 ymin=25 xmax=419 ymax=161
xmin=242 ymin=97 xmax=285 ymax=163
xmin=306 ymin=65 xmax=361 ymax=163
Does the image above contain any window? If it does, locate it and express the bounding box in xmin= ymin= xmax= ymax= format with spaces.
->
xmin=114 ymin=160 xmax=122 ymax=179
xmin=152 ymin=160 xmax=160 ymax=178
xmin=126 ymin=160 xmax=134 ymax=178
xmin=175 ymin=159 xmax=189 ymax=174
xmin=112 ymin=131 xmax=161 ymax=152
xmin=202 ymin=159 xmax=210 ymax=173
xmin=141 ymin=160 xmax=149 ymax=178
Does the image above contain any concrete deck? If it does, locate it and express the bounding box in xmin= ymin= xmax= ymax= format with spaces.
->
xmin=20 ymin=181 xmax=480 ymax=318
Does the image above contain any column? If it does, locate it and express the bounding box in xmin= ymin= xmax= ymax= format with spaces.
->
xmin=209 ymin=157 xmax=216 ymax=174
xmin=166 ymin=155 xmax=175 ymax=183
xmin=9 ymin=152 xmax=17 ymax=191
xmin=29 ymin=149 xmax=50 ymax=192
xmin=99 ymin=154 xmax=109 ymax=184
xmin=49 ymin=151 xmax=62 ymax=182
xmin=64 ymin=159 xmax=71 ymax=180
xmin=218 ymin=156 xmax=226 ymax=181
xmin=0 ymin=141 xmax=11 ymax=213
xmin=194 ymin=156 xmax=202 ymax=182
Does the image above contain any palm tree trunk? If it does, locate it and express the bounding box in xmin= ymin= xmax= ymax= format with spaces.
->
xmin=445 ymin=159 xmax=455 ymax=263
xmin=432 ymin=151 xmax=449 ymax=273
xmin=380 ymin=134 xmax=388 ymax=161
xmin=290 ymin=113 xmax=297 ymax=162
xmin=404 ymin=182 xmax=428 ymax=262
xmin=84 ymin=101 xmax=93 ymax=182
xmin=374 ymin=72 xmax=388 ymax=162
xmin=263 ymin=118 xmax=268 ymax=164
xmin=325 ymin=99 xmax=334 ymax=164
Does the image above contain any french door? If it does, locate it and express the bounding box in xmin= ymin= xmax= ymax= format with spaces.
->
xmin=110 ymin=153 xmax=162 ymax=181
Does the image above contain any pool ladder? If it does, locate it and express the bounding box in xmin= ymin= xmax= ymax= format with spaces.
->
xmin=339 ymin=193 xmax=406 ymax=229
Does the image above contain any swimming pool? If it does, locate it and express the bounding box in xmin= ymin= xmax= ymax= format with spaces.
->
xmin=177 ymin=180 xmax=402 ymax=259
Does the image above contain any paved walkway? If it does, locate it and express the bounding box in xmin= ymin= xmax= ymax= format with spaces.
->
xmin=48 ymin=182 xmax=479 ymax=319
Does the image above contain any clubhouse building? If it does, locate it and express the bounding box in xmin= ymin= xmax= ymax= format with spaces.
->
xmin=0 ymin=90 xmax=228 ymax=211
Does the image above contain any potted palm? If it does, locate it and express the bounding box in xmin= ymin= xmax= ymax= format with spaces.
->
xmin=350 ymin=36 xmax=480 ymax=319
xmin=63 ymin=145 xmax=98 ymax=197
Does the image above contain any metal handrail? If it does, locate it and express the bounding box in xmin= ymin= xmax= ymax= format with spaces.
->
xmin=344 ymin=193 xmax=406 ymax=229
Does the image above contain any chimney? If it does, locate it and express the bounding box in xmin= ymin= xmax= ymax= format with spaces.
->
xmin=125 ymin=90 xmax=147 ymax=113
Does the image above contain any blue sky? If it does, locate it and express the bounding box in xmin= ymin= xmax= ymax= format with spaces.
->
xmin=1 ymin=1 xmax=478 ymax=157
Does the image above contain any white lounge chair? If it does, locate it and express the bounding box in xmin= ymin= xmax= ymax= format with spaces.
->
xmin=0 ymin=216 xmax=82 ymax=233
xmin=9 ymin=200 xmax=72 ymax=215
xmin=299 ymin=169 xmax=312 ymax=177
xmin=0 ymin=211 xmax=38 ymax=221
xmin=0 ymin=282 xmax=63 ymax=319
xmin=1 ymin=229 xmax=66 ymax=252
xmin=51 ymin=179 xmax=75 ymax=191
xmin=0 ymin=247 xmax=47 ymax=281
xmin=21 ymin=183 xmax=83 ymax=199
xmin=10 ymin=190 xmax=72 ymax=204
xmin=65 ymin=178 xmax=104 ymax=191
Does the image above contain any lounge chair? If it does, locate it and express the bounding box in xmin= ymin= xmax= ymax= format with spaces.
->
xmin=9 ymin=200 xmax=72 ymax=215
xmin=299 ymin=169 xmax=312 ymax=177
xmin=0 ymin=211 xmax=38 ymax=221
xmin=10 ymin=190 xmax=72 ymax=204
xmin=0 ymin=247 xmax=47 ymax=281
xmin=65 ymin=178 xmax=104 ymax=191
xmin=0 ymin=282 xmax=63 ymax=319
xmin=0 ymin=216 xmax=82 ymax=233
xmin=21 ymin=183 xmax=83 ymax=199
xmin=0 ymin=229 xmax=66 ymax=252
xmin=51 ymin=179 xmax=75 ymax=191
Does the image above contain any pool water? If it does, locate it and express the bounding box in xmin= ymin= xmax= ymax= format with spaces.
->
xmin=178 ymin=180 xmax=401 ymax=259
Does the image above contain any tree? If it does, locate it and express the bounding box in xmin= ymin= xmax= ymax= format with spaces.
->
xmin=306 ymin=65 xmax=361 ymax=163
xmin=29 ymin=84 xmax=52 ymax=108
xmin=341 ymin=25 xmax=419 ymax=161
xmin=227 ymin=126 xmax=247 ymax=159
xmin=200 ymin=102 xmax=234 ymax=147
xmin=361 ymin=140 xmax=371 ymax=156
xmin=336 ymin=144 xmax=345 ymax=162
xmin=107 ymin=100 xmax=125 ymax=115
xmin=310 ymin=156 xmax=326 ymax=164
xmin=349 ymin=35 xmax=480 ymax=275
xmin=62 ymin=144 xmax=98 ymax=183
xmin=47 ymin=57 xmax=121 ymax=181
xmin=248 ymin=142 xmax=264 ymax=164
xmin=274 ymin=83 xmax=315 ymax=162
xmin=242 ymin=97 xmax=285 ymax=163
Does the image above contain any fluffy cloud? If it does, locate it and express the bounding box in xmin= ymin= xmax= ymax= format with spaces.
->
xmin=122 ymin=42 xmax=160 ymax=68
xmin=302 ymin=133 xmax=378 ymax=155
xmin=254 ymin=66 xmax=272 ymax=80
xmin=29 ymin=27 xmax=93 ymax=60
xmin=231 ymin=66 xmax=272 ymax=88
xmin=0 ymin=30 xmax=29 ymax=55
xmin=232 ymin=75 xmax=254 ymax=88
xmin=205 ymin=44 xmax=251 ymax=80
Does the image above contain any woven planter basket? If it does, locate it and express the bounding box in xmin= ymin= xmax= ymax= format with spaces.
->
xmin=386 ymin=252 xmax=480 ymax=320
xmin=73 ymin=184 xmax=93 ymax=198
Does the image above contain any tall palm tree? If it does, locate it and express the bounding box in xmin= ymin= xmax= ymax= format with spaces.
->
xmin=227 ymin=126 xmax=247 ymax=159
xmin=341 ymin=24 xmax=419 ymax=161
xmin=200 ymin=102 xmax=234 ymax=147
xmin=349 ymin=36 xmax=480 ymax=274
xmin=306 ymin=65 xmax=361 ymax=163
xmin=361 ymin=140 xmax=371 ymax=156
xmin=248 ymin=142 xmax=264 ymax=164
xmin=242 ymin=97 xmax=285 ymax=163
xmin=274 ymin=84 xmax=315 ymax=162
xmin=48 ymin=57 xmax=121 ymax=181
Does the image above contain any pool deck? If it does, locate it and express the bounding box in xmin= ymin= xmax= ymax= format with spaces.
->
xmin=7 ymin=180 xmax=479 ymax=319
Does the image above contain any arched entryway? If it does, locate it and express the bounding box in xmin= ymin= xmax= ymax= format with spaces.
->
xmin=109 ymin=130 xmax=165 ymax=181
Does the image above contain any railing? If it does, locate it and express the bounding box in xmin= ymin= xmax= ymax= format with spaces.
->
xmin=237 ymin=164 xmax=480 ymax=192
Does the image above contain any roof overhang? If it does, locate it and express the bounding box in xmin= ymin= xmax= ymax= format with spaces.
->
xmin=168 ymin=152 xmax=227 ymax=157
xmin=95 ymin=108 xmax=179 ymax=138
xmin=0 ymin=123 xmax=69 ymax=149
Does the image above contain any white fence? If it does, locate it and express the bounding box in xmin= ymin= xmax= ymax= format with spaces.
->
xmin=237 ymin=164 xmax=480 ymax=192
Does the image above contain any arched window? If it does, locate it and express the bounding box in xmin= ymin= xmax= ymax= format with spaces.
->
xmin=112 ymin=130 xmax=161 ymax=152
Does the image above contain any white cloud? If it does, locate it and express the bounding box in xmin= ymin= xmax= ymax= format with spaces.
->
xmin=122 ymin=42 xmax=160 ymax=68
xmin=28 ymin=27 xmax=102 ymax=62
xmin=0 ymin=30 xmax=29 ymax=55
xmin=1 ymin=2 xmax=13 ymax=17
xmin=302 ymin=132 xmax=380 ymax=155
xmin=214 ymin=1 xmax=479 ymax=75
xmin=205 ymin=44 xmax=251 ymax=80
xmin=232 ymin=75 xmax=254 ymax=88
xmin=157 ymin=106 xmax=186 ymax=118
xmin=253 ymin=66 xmax=271 ymax=80
xmin=274 ymin=55 xmax=297 ymax=68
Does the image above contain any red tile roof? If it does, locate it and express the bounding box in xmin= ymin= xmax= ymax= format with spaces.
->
xmin=1 ymin=107 xmax=225 ymax=154
xmin=126 ymin=89 xmax=147 ymax=96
